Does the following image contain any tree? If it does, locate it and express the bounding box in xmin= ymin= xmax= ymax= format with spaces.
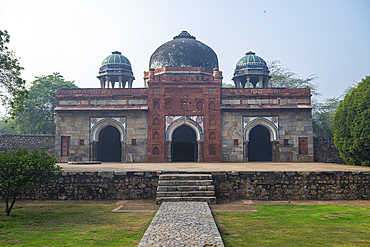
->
xmin=221 ymin=82 xmax=235 ymax=88
xmin=268 ymin=60 xmax=320 ymax=97
xmin=333 ymin=76 xmax=370 ymax=166
xmin=312 ymin=83 xmax=357 ymax=138
xmin=0 ymin=147 xmax=61 ymax=216
xmin=9 ymin=72 xmax=77 ymax=134
xmin=312 ymin=97 xmax=340 ymax=137
xmin=0 ymin=30 xmax=28 ymax=116
xmin=0 ymin=117 xmax=16 ymax=134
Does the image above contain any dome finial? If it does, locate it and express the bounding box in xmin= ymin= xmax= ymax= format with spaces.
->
xmin=245 ymin=51 xmax=255 ymax=55
xmin=173 ymin=30 xmax=196 ymax=40
xmin=112 ymin=51 xmax=121 ymax=55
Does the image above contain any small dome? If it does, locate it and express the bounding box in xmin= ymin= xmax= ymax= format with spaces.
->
xmin=234 ymin=51 xmax=269 ymax=74
xmin=149 ymin=31 xmax=218 ymax=70
xmin=232 ymin=51 xmax=271 ymax=88
xmin=100 ymin=51 xmax=132 ymax=72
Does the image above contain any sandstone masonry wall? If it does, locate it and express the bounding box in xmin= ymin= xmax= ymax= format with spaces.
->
xmin=221 ymin=109 xmax=314 ymax=162
xmin=0 ymin=134 xmax=55 ymax=155
xmin=314 ymin=137 xmax=344 ymax=164
xmin=126 ymin=111 xmax=148 ymax=162
xmin=212 ymin=171 xmax=369 ymax=200
xmin=1 ymin=171 xmax=368 ymax=201
xmin=55 ymin=110 xmax=148 ymax=163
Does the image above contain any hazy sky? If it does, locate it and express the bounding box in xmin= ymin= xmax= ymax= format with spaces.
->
xmin=1 ymin=0 xmax=369 ymax=105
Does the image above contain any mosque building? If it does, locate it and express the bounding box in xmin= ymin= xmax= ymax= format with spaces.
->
xmin=55 ymin=31 xmax=314 ymax=163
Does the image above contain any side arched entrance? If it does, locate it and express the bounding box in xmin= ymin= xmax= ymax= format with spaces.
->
xmin=243 ymin=116 xmax=279 ymax=162
xmin=89 ymin=117 xmax=127 ymax=162
xmin=248 ymin=125 xmax=272 ymax=161
xmin=97 ymin=126 xmax=121 ymax=162
xmin=172 ymin=125 xmax=198 ymax=162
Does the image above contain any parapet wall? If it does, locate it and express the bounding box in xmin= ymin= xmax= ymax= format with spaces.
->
xmin=212 ymin=171 xmax=369 ymax=200
xmin=0 ymin=134 xmax=55 ymax=155
xmin=314 ymin=137 xmax=344 ymax=164
xmin=1 ymin=171 xmax=368 ymax=201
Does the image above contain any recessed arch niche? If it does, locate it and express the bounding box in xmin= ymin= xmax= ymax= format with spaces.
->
xmin=248 ymin=125 xmax=271 ymax=161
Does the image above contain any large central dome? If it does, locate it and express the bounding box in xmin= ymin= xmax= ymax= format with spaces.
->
xmin=149 ymin=31 xmax=219 ymax=70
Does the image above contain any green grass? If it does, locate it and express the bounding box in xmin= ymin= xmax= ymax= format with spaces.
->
xmin=215 ymin=205 xmax=370 ymax=247
xmin=0 ymin=203 xmax=154 ymax=246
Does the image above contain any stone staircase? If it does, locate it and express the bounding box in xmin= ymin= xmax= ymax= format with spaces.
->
xmin=156 ymin=173 xmax=216 ymax=204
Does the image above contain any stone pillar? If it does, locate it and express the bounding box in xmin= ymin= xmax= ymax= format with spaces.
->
xmin=246 ymin=77 xmax=251 ymax=88
xmin=120 ymin=142 xmax=126 ymax=162
xmin=105 ymin=76 xmax=109 ymax=89
xmin=197 ymin=141 xmax=202 ymax=162
xmin=90 ymin=142 xmax=98 ymax=161
xmin=167 ymin=141 xmax=172 ymax=162
xmin=128 ymin=78 xmax=133 ymax=88
xmin=271 ymin=141 xmax=279 ymax=162
xmin=258 ymin=76 xmax=263 ymax=88
xmin=100 ymin=78 xmax=105 ymax=88
xmin=234 ymin=79 xmax=240 ymax=88
xmin=118 ymin=76 xmax=123 ymax=88
xmin=243 ymin=141 xmax=248 ymax=162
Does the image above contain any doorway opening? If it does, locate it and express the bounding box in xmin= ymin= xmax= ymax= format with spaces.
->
xmin=97 ymin=125 xmax=121 ymax=162
xmin=248 ymin=125 xmax=272 ymax=161
xmin=172 ymin=125 xmax=197 ymax=162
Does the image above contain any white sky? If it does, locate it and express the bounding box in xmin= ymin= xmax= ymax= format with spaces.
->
xmin=1 ymin=0 xmax=369 ymax=111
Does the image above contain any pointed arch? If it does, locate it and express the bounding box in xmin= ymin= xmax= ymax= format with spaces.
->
xmin=209 ymin=131 xmax=216 ymax=140
xmin=153 ymin=101 xmax=160 ymax=109
xmin=165 ymin=116 xmax=204 ymax=141
xmin=153 ymin=117 xmax=160 ymax=126
xmin=243 ymin=116 xmax=279 ymax=142
xmin=90 ymin=117 xmax=126 ymax=142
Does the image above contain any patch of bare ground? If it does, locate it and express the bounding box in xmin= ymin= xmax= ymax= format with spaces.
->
xmin=112 ymin=200 xmax=160 ymax=212
xmin=210 ymin=200 xmax=258 ymax=212
xmin=252 ymin=200 xmax=370 ymax=206
xmin=320 ymin=214 xmax=339 ymax=220
xmin=210 ymin=199 xmax=370 ymax=212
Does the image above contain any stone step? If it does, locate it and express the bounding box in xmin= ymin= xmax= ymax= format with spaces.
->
xmin=157 ymin=185 xmax=215 ymax=192
xmin=156 ymin=196 xmax=217 ymax=204
xmin=159 ymin=174 xmax=212 ymax=180
xmin=158 ymin=180 xmax=213 ymax=186
xmin=157 ymin=191 xmax=215 ymax=197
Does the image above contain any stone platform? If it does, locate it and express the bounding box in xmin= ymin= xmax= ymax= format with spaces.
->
xmin=138 ymin=202 xmax=224 ymax=246
xmin=60 ymin=162 xmax=370 ymax=172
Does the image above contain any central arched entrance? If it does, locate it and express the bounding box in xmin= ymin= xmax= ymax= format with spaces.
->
xmin=248 ymin=125 xmax=272 ymax=161
xmin=172 ymin=125 xmax=198 ymax=162
xmin=97 ymin=125 xmax=121 ymax=162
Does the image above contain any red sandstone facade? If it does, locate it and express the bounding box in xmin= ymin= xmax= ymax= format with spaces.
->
xmin=145 ymin=67 xmax=223 ymax=162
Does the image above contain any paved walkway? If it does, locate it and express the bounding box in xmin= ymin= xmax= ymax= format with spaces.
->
xmin=60 ymin=162 xmax=370 ymax=172
xmin=138 ymin=202 xmax=224 ymax=247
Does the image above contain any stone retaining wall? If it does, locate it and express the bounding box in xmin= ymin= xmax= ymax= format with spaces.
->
xmin=1 ymin=171 xmax=368 ymax=201
xmin=0 ymin=171 xmax=158 ymax=200
xmin=212 ymin=171 xmax=369 ymax=200
xmin=0 ymin=134 xmax=55 ymax=155
xmin=314 ymin=137 xmax=344 ymax=164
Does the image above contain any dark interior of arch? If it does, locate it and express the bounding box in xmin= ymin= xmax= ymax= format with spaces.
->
xmin=97 ymin=125 xmax=121 ymax=162
xmin=172 ymin=125 xmax=197 ymax=162
xmin=248 ymin=125 xmax=272 ymax=161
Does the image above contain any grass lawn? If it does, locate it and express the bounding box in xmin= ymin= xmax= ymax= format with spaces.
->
xmin=215 ymin=205 xmax=370 ymax=247
xmin=0 ymin=202 xmax=155 ymax=247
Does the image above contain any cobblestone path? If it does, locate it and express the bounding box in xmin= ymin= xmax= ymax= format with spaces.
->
xmin=138 ymin=202 xmax=224 ymax=246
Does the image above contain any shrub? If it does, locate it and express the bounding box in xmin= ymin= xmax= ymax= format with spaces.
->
xmin=0 ymin=147 xmax=61 ymax=215
xmin=333 ymin=76 xmax=370 ymax=166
